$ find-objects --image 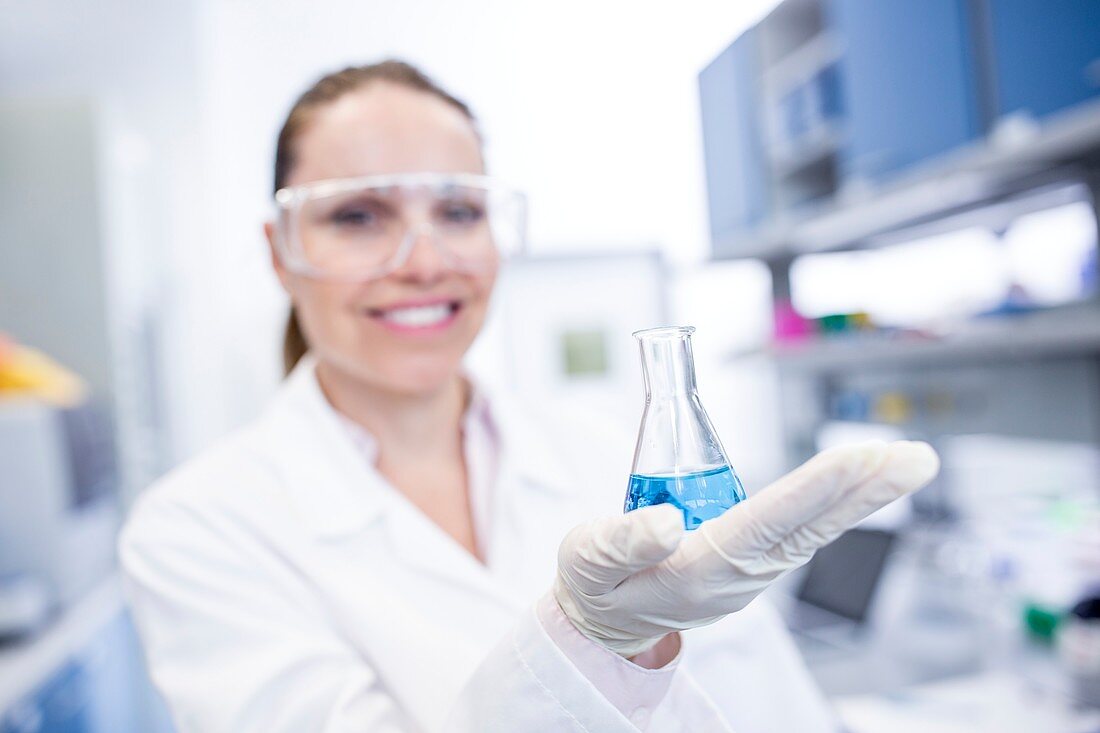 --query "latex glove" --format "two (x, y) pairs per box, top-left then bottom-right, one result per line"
(554, 440), (939, 657)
